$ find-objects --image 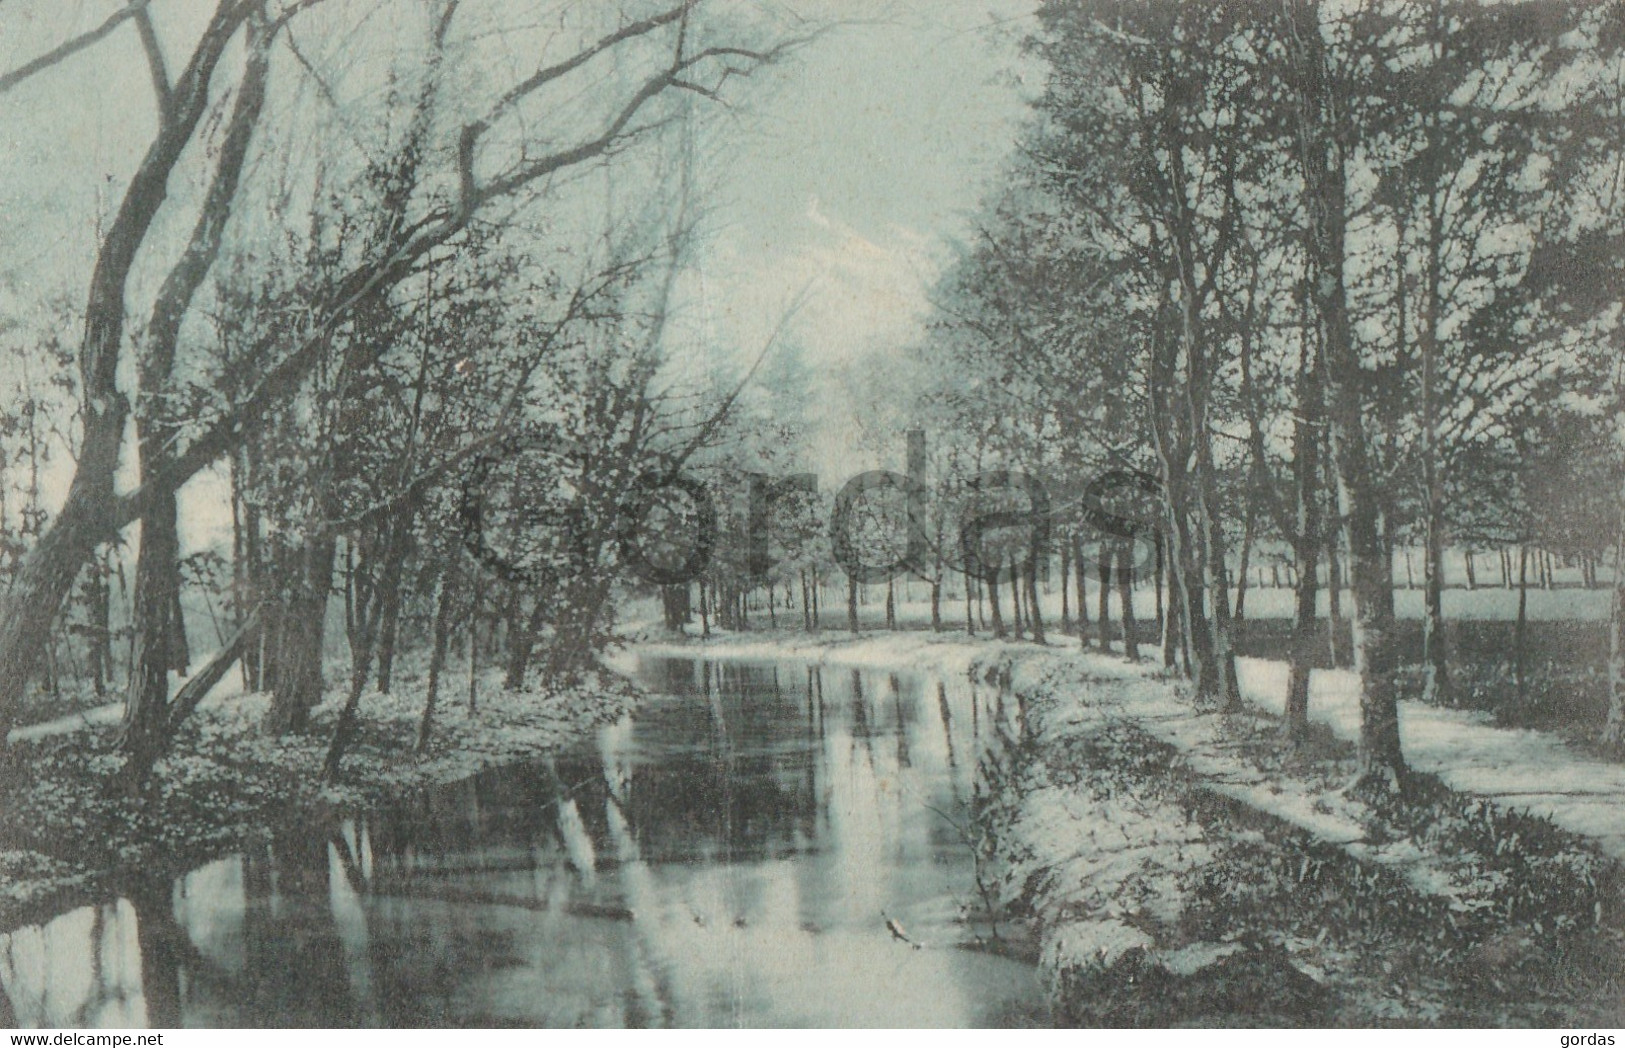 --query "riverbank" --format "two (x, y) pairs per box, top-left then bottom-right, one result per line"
(631, 625), (1625, 1025)
(0, 664), (638, 933)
